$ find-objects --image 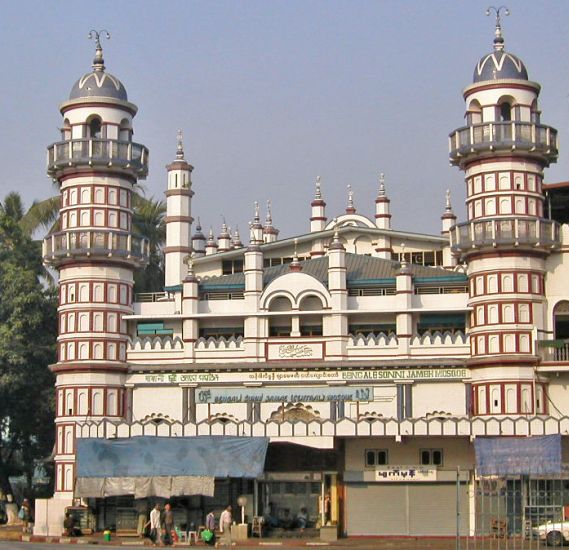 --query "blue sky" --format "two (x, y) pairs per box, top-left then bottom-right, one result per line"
(1, 0), (568, 238)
